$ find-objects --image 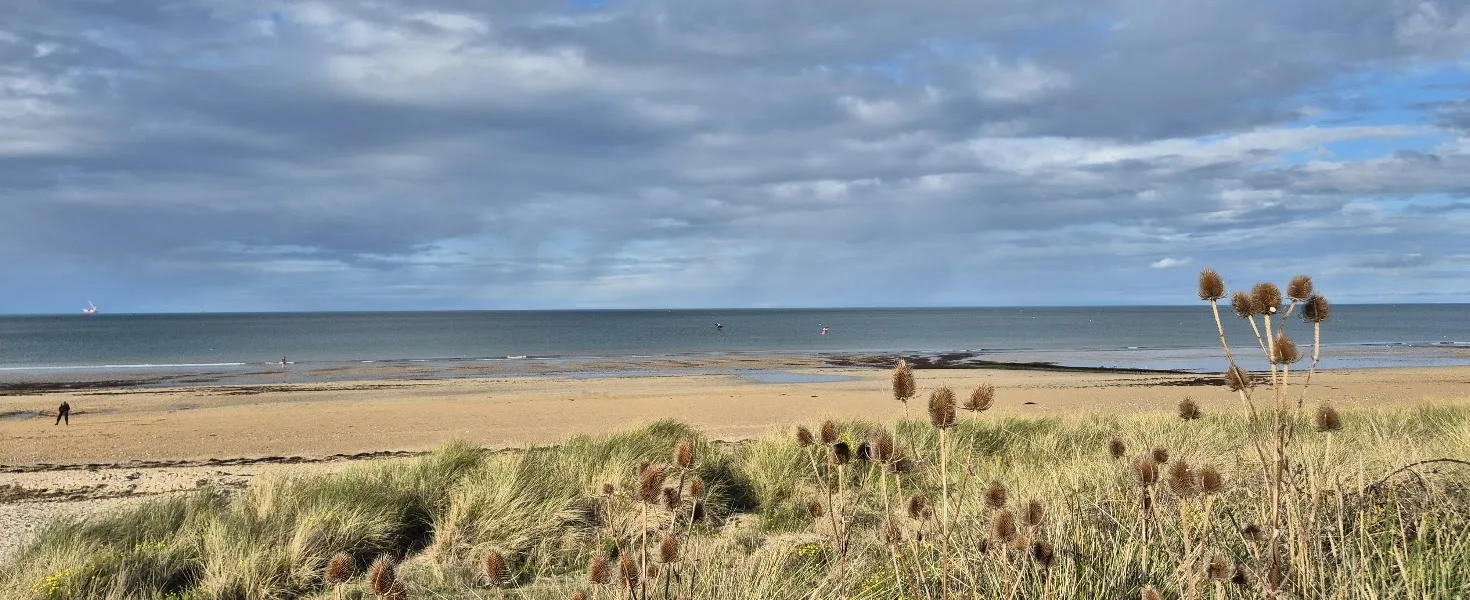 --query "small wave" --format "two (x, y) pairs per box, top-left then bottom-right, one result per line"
(0, 362), (249, 371)
(506, 355), (528, 360)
